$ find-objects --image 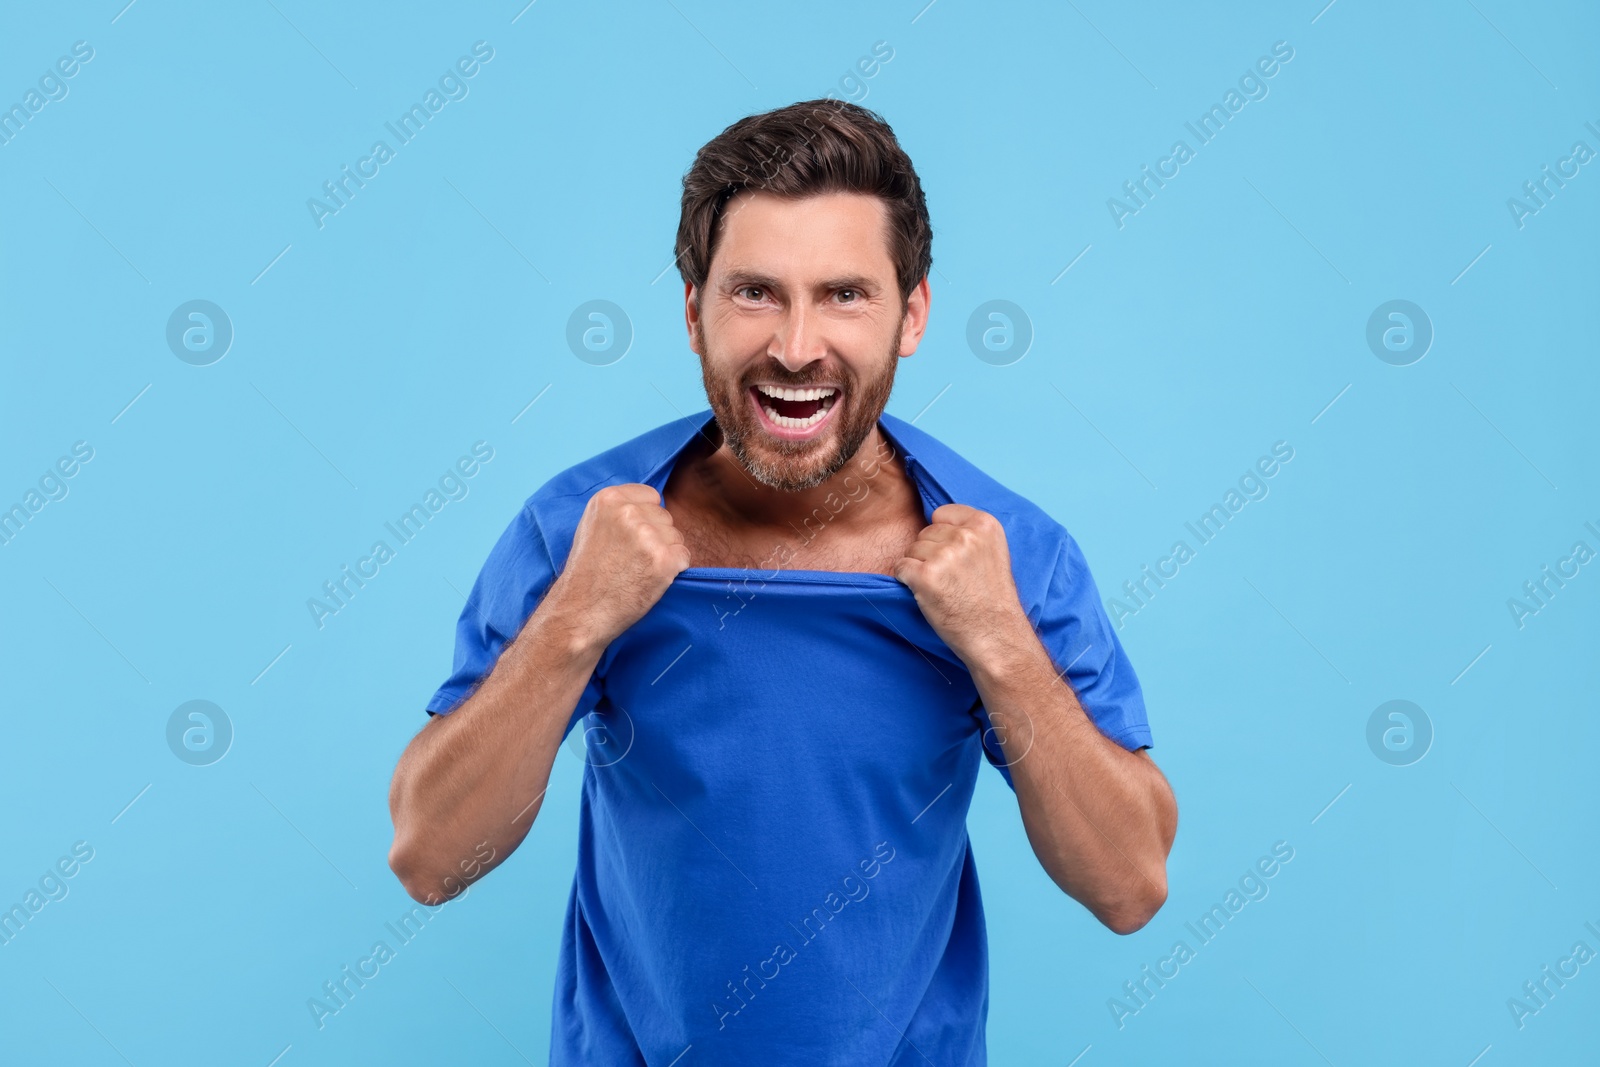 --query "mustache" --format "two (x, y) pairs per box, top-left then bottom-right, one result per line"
(740, 369), (849, 390)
